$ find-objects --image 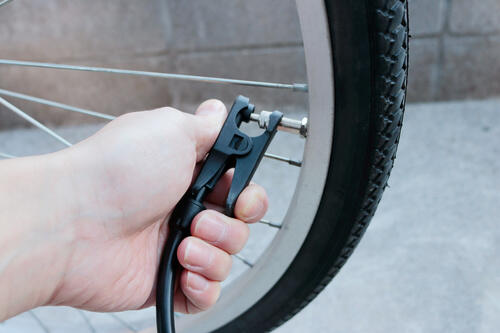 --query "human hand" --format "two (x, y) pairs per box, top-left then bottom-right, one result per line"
(0, 100), (268, 319)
